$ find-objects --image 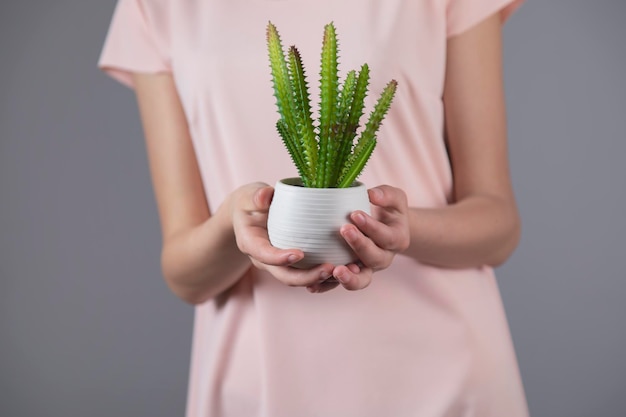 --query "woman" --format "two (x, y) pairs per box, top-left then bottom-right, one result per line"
(99, 0), (529, 415)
